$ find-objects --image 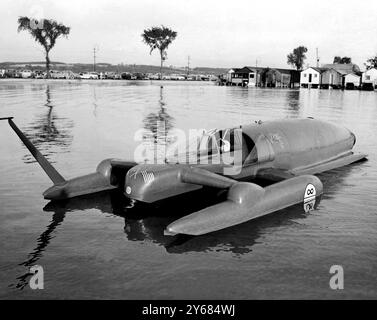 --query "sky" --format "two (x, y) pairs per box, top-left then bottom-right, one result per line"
(0, 0), (377, 70)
